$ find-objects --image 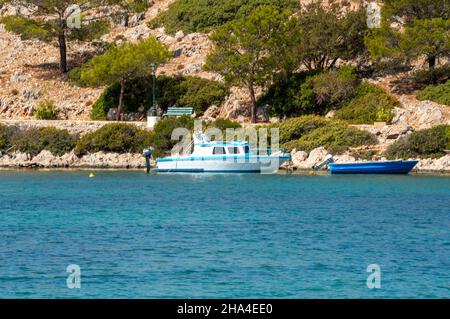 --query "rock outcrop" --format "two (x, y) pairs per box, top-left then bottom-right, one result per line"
(285, 147), (450, 172)
(0, 150), (145, 168)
